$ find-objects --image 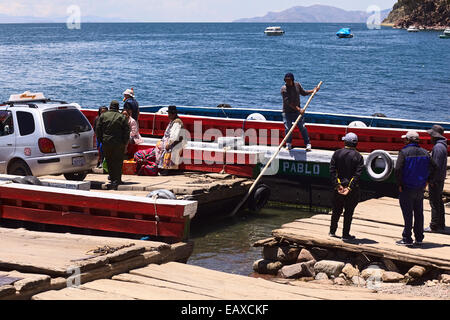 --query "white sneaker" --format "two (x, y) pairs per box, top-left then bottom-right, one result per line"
(306, 144), (312, 151)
